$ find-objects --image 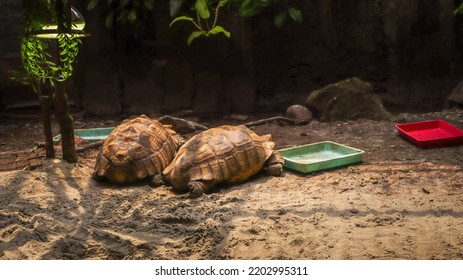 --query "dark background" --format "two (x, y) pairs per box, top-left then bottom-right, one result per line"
(1, 0), (463, 116)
